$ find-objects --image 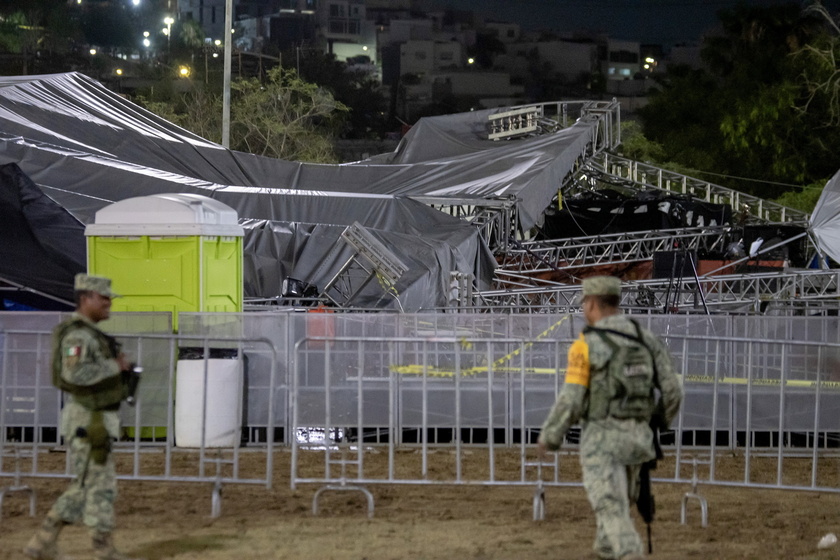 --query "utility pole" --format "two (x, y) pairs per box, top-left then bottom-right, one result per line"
(222, 0), (232, 148)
